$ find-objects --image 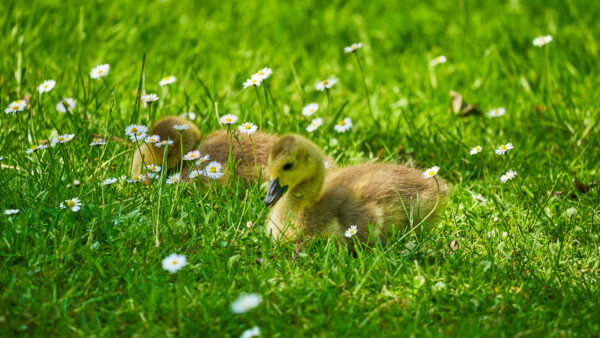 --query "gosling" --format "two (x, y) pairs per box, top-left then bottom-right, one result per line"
(264, 134), (447, 245)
